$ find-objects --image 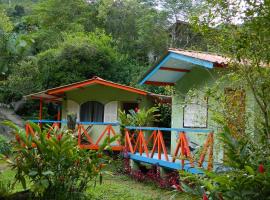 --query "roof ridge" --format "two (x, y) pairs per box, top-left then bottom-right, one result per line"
(168, 48), (226, 57)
